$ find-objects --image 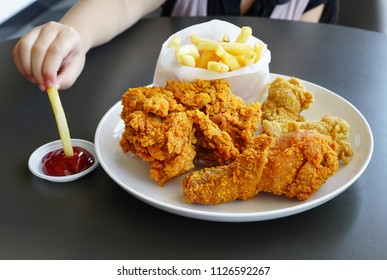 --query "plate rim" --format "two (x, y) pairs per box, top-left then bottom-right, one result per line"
(94, 73), (374, 222)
